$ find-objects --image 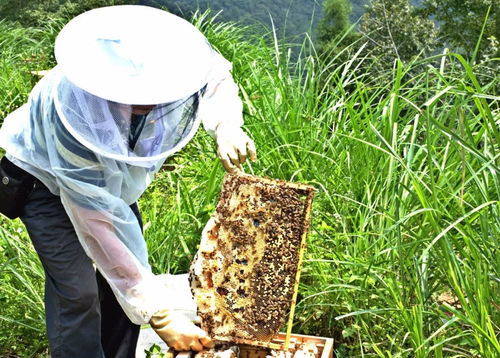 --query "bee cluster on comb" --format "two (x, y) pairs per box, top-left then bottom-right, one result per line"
(189, 174), (315, 343)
